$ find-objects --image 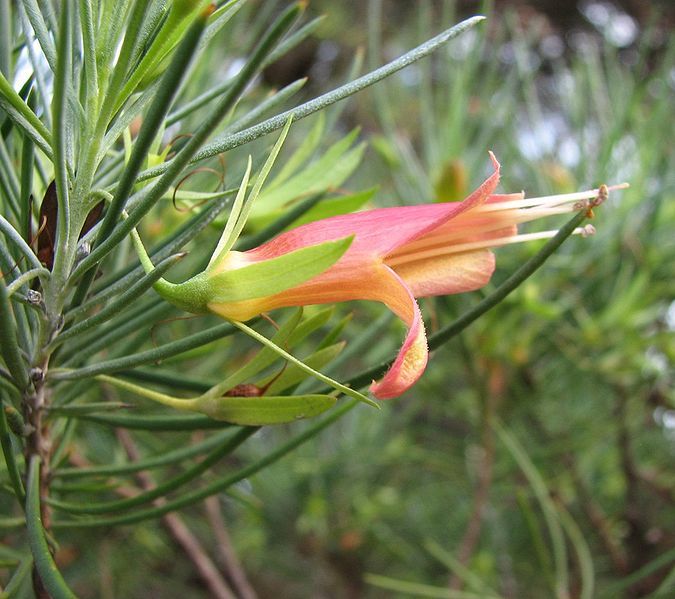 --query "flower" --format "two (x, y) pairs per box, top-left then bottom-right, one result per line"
(195, 152), (606, 399)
